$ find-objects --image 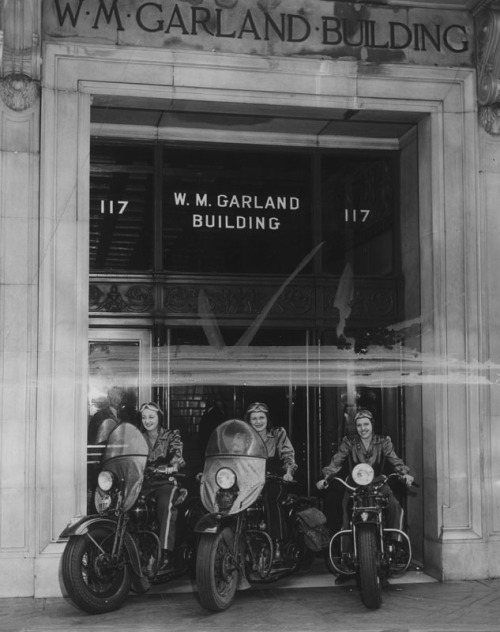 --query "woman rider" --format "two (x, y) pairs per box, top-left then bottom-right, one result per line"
(244, 402), (297, 552)
(140, 401), (185, 572)
(316, 409), (414, 533)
